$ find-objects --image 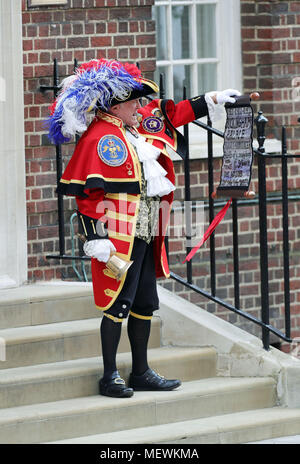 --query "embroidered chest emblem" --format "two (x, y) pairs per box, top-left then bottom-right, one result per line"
(97, 135), (128, 166)
(142, 116), (164, 133)
(152, 109), (162, 118)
